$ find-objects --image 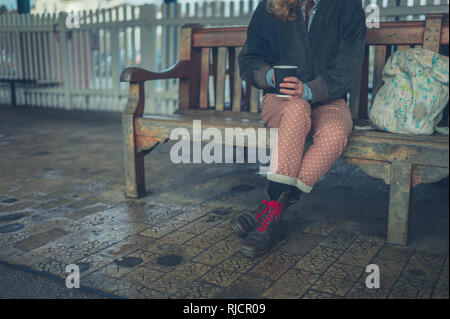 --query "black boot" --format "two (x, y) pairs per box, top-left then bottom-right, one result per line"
(239, 188), (295, 258)
(230, 181), (301, 238)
